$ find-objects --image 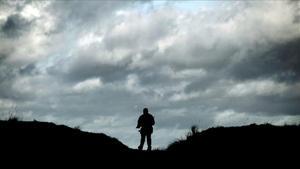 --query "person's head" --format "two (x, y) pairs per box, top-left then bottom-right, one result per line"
(143, 108), (148, 115)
